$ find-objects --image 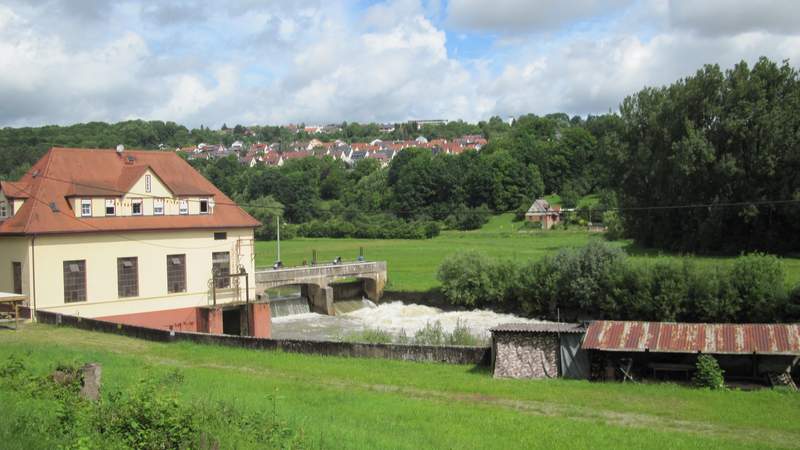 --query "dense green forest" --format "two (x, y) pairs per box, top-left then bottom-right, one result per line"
(1, 57), (798, 253)
(613, 57), (800, 253)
